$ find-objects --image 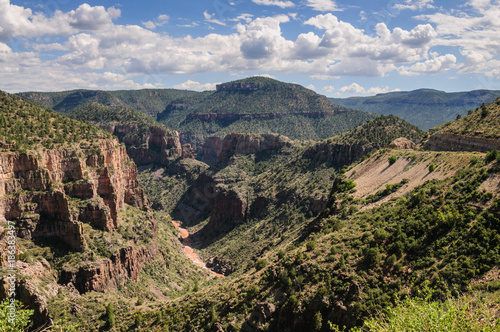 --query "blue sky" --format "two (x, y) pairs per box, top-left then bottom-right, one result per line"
(1, 0), (500, 97)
